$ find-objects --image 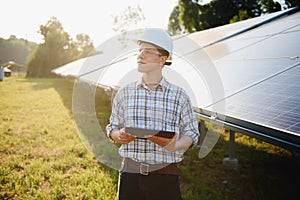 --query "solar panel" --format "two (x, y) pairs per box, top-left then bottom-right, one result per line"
(191, 9), (300, 151)
(199, 10), (300, 138)
(52, 8), (300, 153)
(212, 63), (300, 135)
